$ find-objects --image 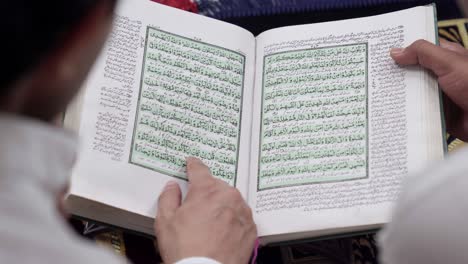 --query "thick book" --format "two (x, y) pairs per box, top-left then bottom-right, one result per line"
(65, 1), (444, 244)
